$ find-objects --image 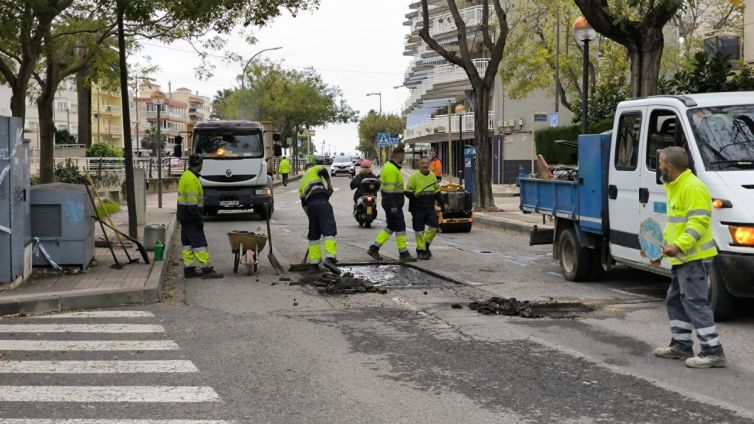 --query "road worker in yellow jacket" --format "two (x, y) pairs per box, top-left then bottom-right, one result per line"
(652, 146), (724, 368)
(299, 156), (337, 273)
(177, 154), (223, 279)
